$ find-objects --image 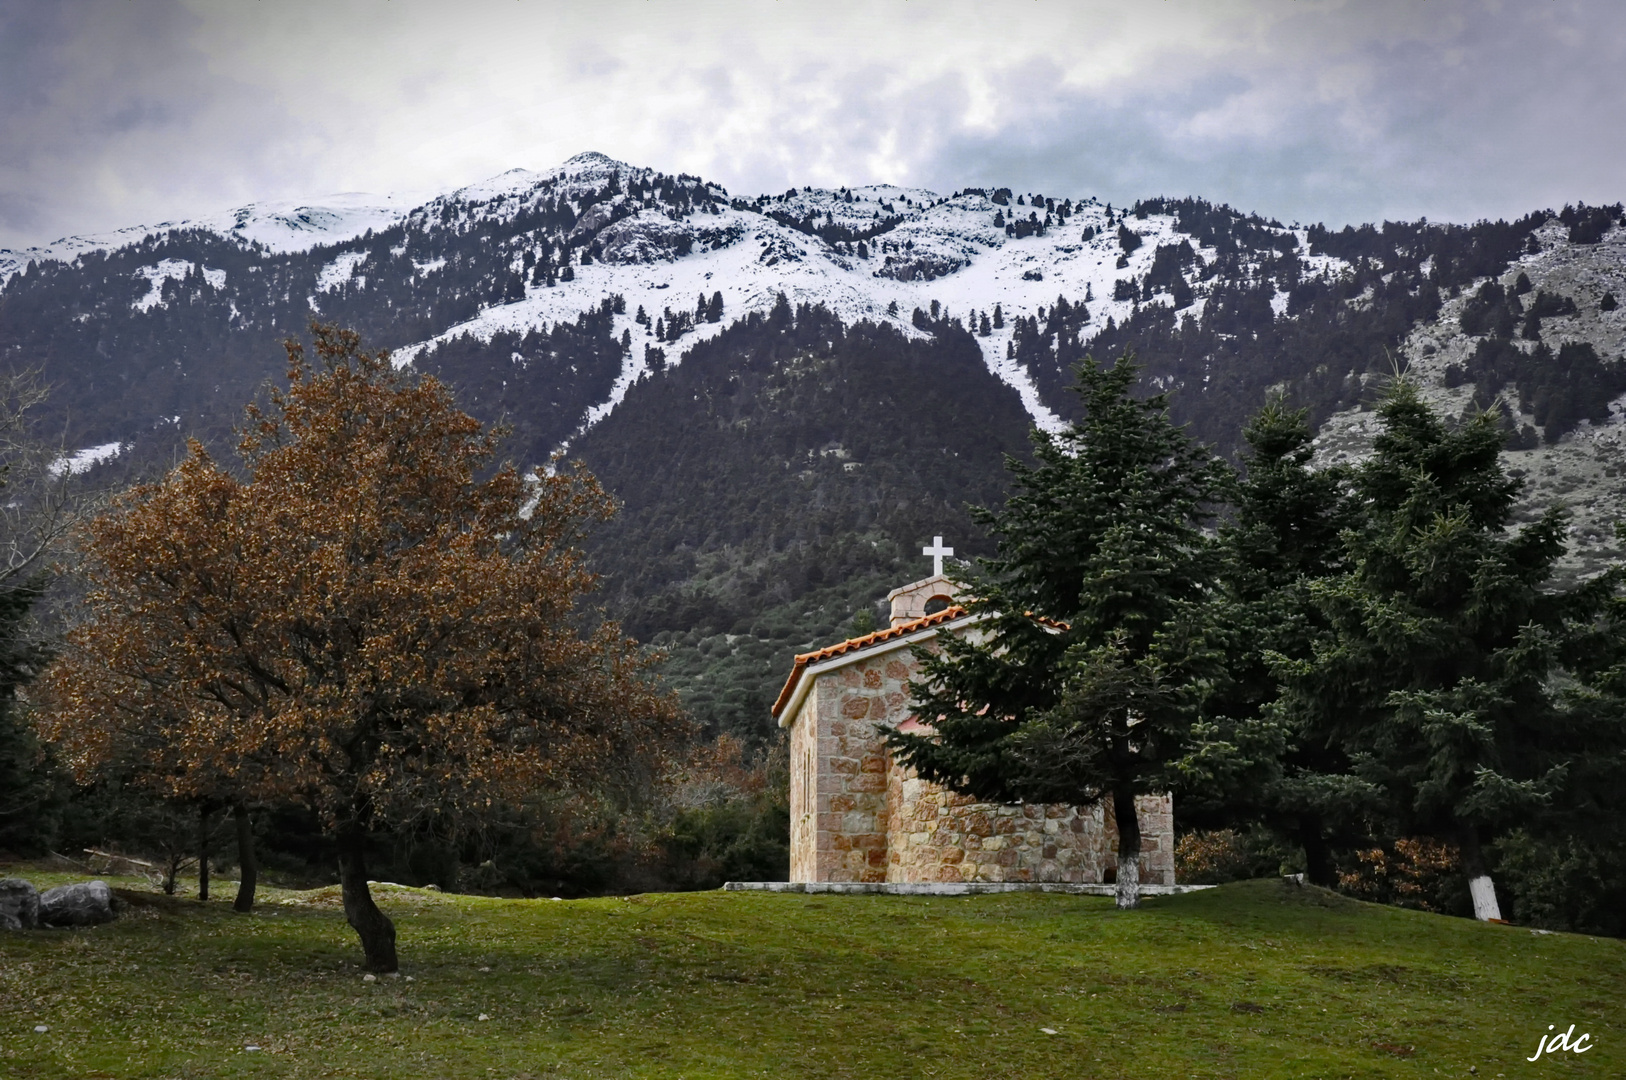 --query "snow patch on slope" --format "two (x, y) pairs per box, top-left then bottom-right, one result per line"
(50, 441), (123, 476)
(315, 251), (369, 293)
(132, 260), (225, 312)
